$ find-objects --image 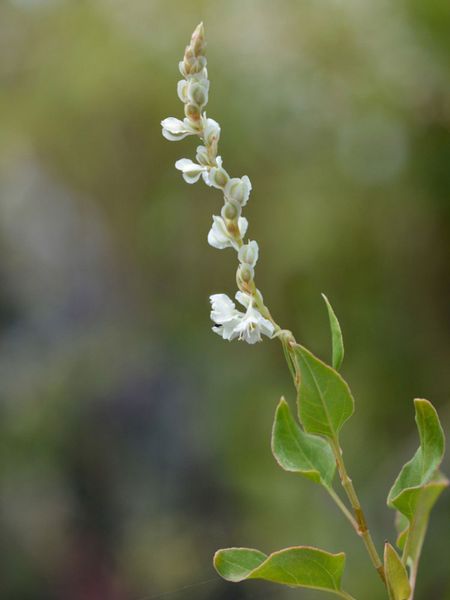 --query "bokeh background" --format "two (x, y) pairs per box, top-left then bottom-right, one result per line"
(0, 0), (449, 599)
